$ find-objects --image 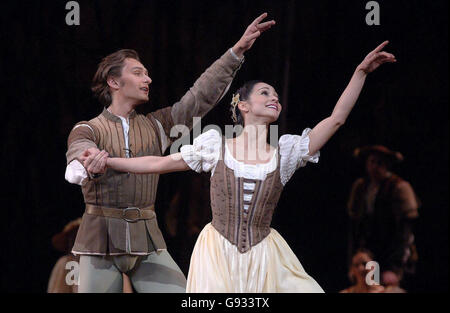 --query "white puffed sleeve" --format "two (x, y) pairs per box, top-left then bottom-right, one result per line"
(180, 129), (222, 173)
(65, 160), (88, 185)
(279, 128), (320, 185)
